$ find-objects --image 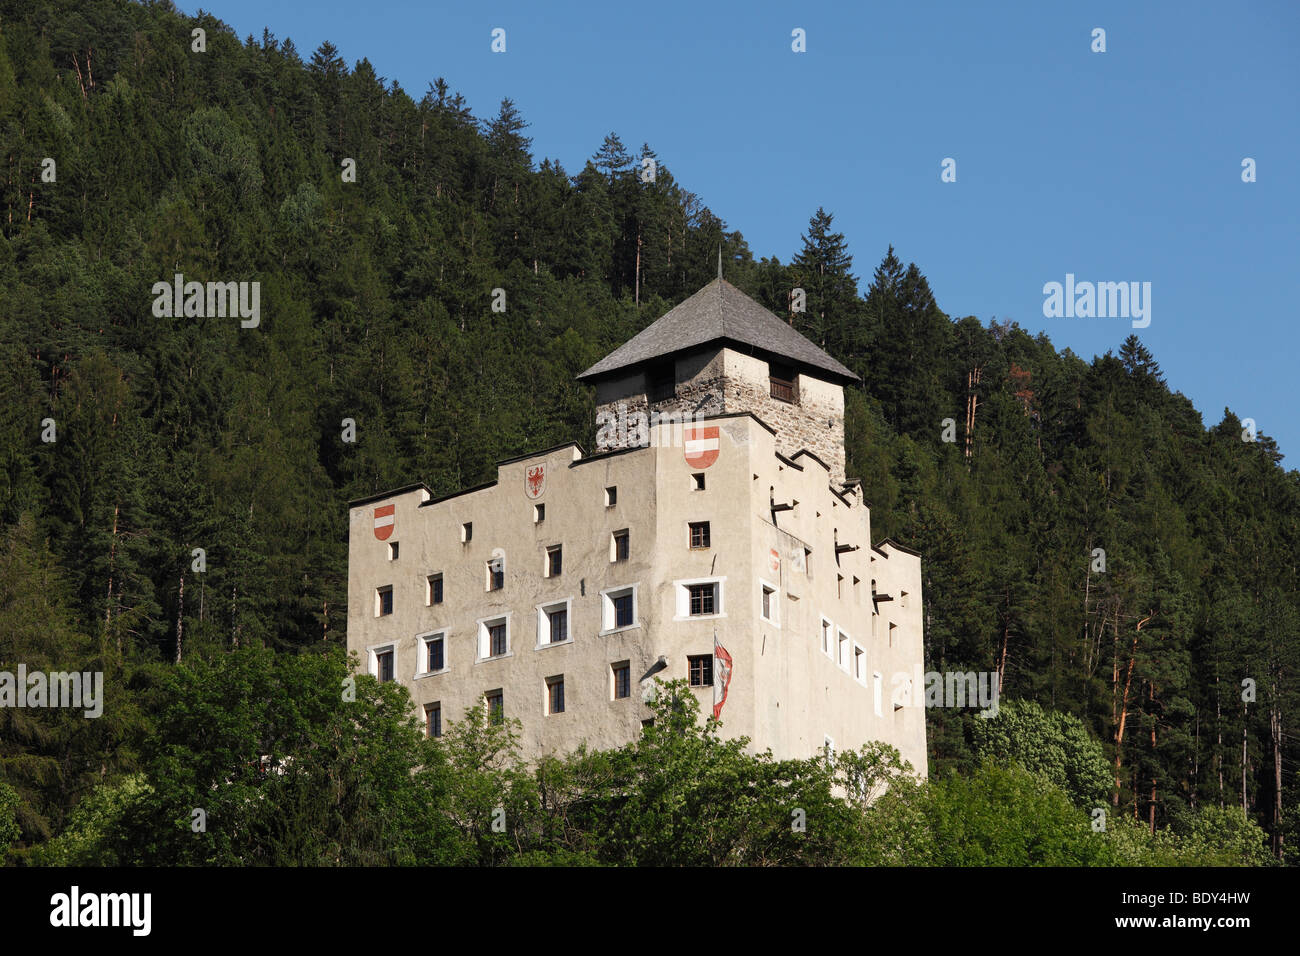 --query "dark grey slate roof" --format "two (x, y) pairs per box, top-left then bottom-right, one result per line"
(577, 278), (859, 383)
